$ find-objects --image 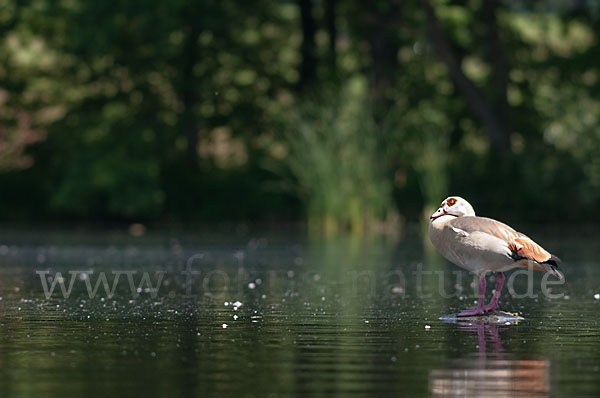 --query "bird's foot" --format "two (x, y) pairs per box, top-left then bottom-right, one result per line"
(483, 302), (499, 312)
(457, 306), (486, 317)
